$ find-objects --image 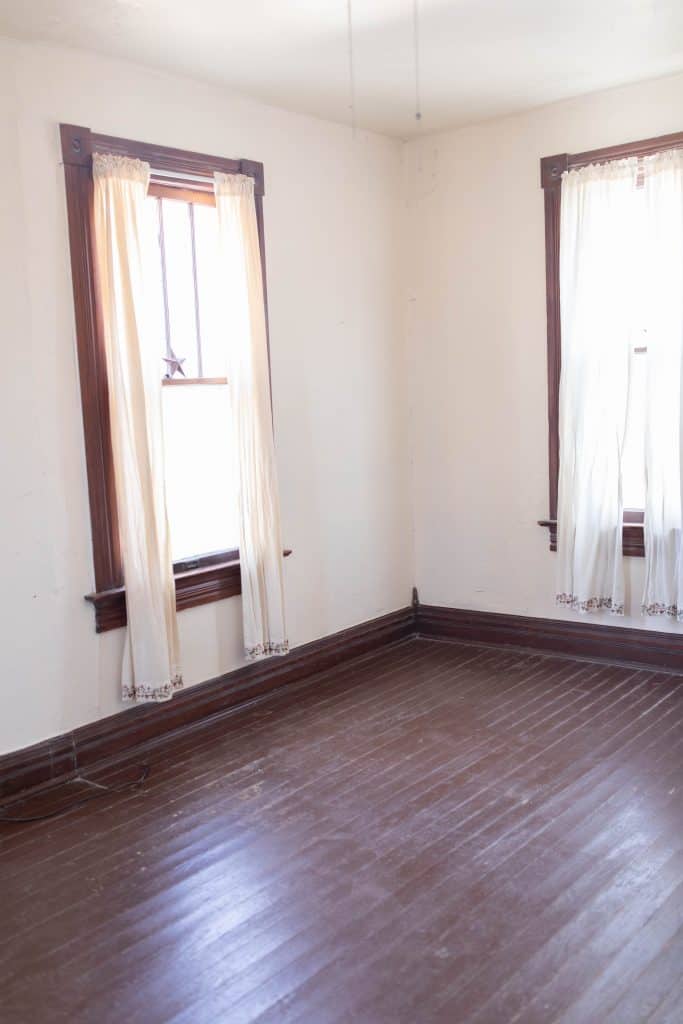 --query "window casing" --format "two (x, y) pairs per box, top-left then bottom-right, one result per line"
(538, 128), (683, 559)
(61, 124), (282, 631)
